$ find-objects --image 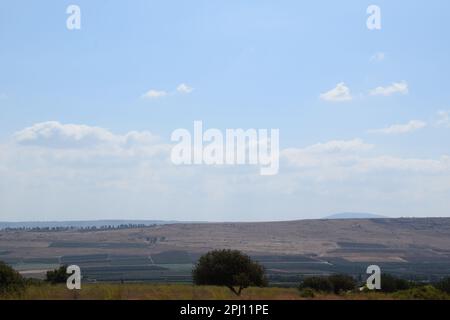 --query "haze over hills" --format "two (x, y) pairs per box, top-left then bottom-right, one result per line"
(0, 212), (388, 230)
(324, 212), (387, 219)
